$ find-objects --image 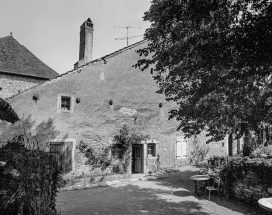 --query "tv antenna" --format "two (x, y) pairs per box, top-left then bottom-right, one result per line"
(114, 26), (142, 47)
